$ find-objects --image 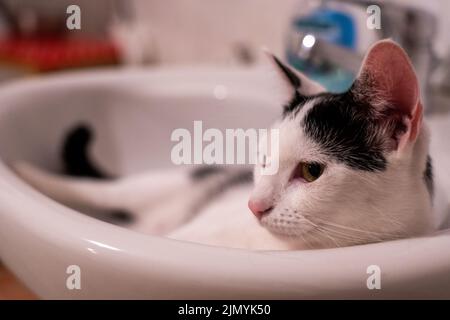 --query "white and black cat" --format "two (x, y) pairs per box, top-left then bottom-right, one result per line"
(13, 40), (435, 250)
